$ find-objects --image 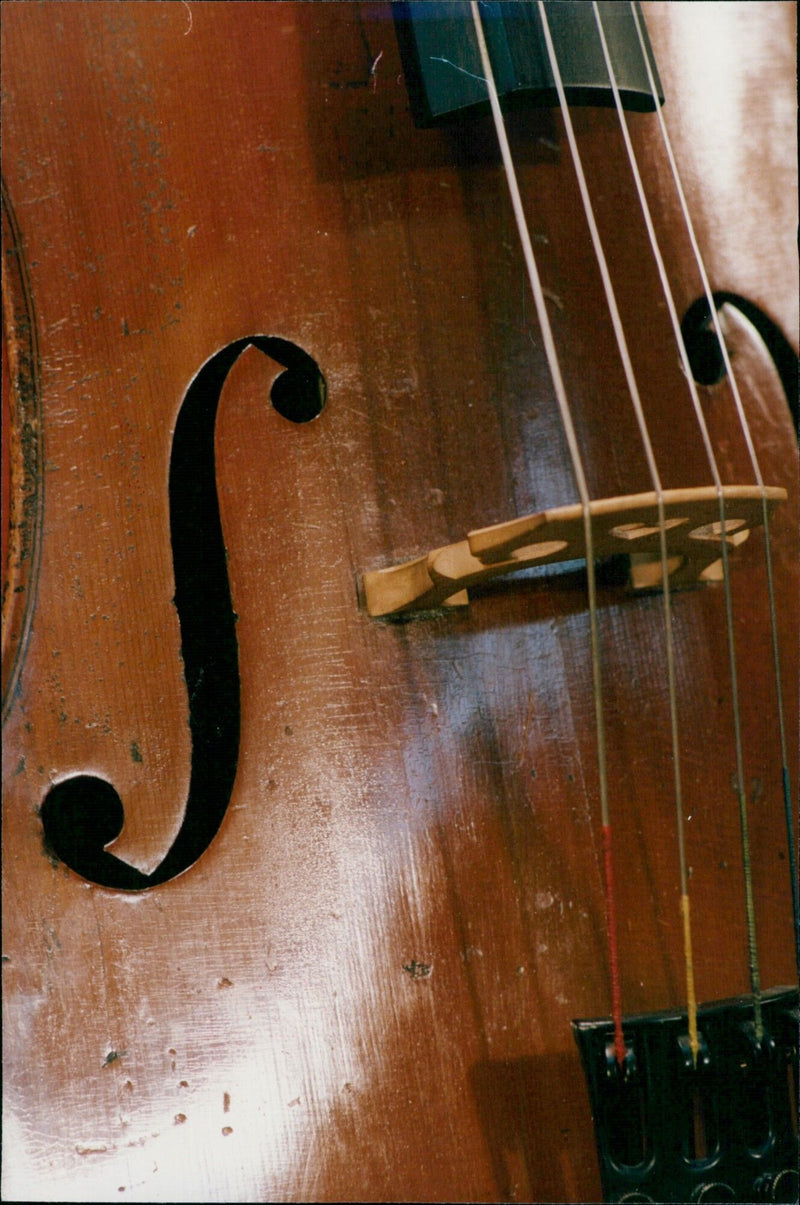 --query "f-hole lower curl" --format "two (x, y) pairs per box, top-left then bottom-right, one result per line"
(40, 337), (326, 890)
